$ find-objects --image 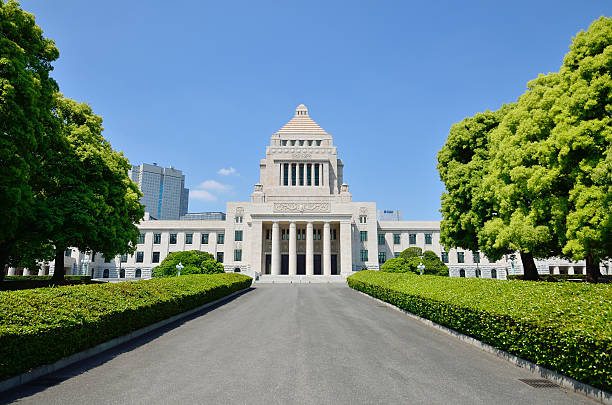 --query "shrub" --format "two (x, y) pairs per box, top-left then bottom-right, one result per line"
(347, 271), (612, 391)
(380, 257), (412, 273)
(152, 250), (224, 277)
(399, 247), (422, 260)
(4, 275), (92, 282)
(390, 249), (449, 276)
(0, 273), (251, 380)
